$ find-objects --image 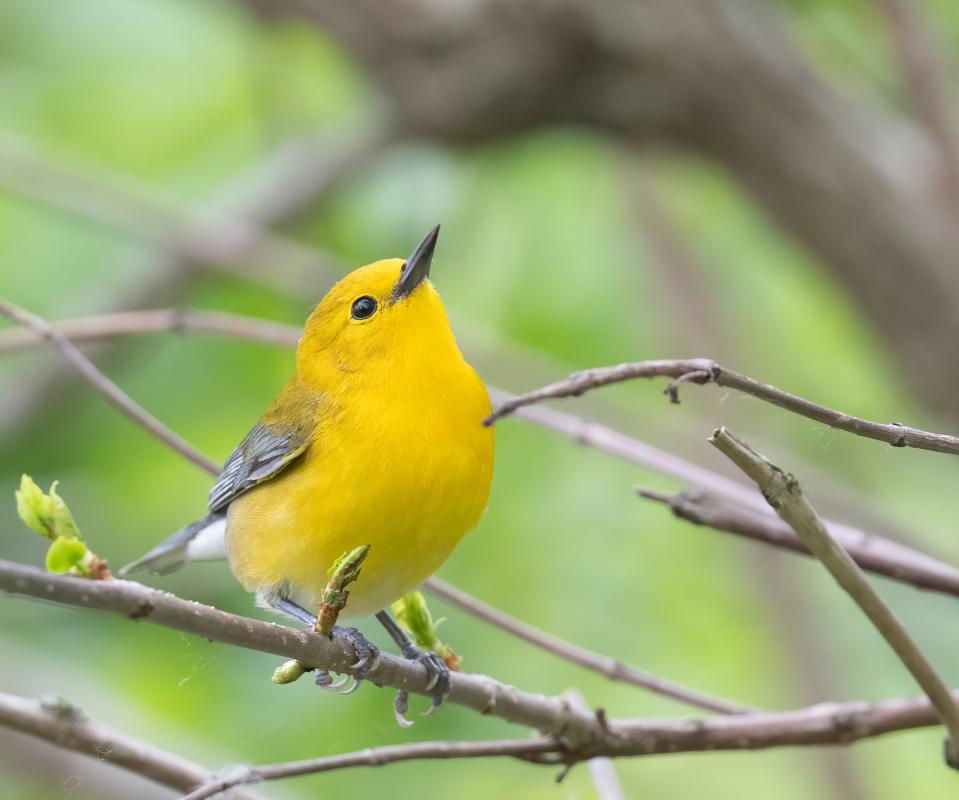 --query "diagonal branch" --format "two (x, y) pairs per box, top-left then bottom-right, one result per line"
(708, 426), (959, 767)
(424, 577), (754, 715)
(0, 691), (265, 799)
(485, 358), (959, 456)
(638, 487), (959, 599)
(0, 300), (219, 475)
(3, 559), (959, 761)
